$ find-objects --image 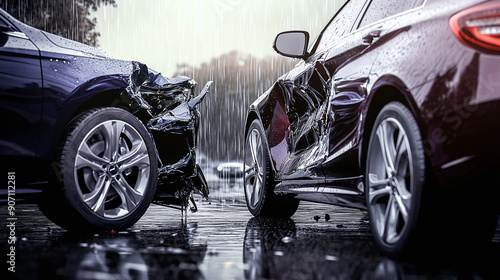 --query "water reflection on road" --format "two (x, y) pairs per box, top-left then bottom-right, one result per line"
(1, 179), (500, 279)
